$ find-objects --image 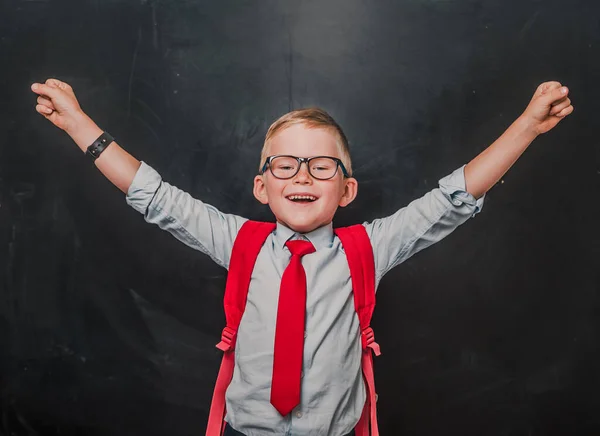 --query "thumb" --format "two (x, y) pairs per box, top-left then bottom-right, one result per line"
(31, 82), (62, 100)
